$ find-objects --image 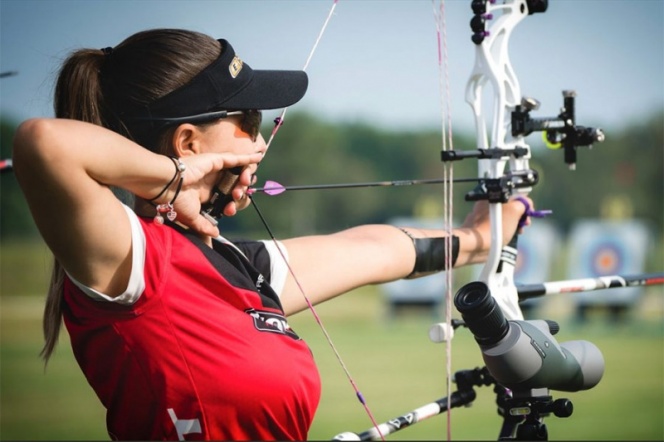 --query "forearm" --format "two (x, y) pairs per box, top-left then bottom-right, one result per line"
(280, 225), (414, 315)
(279, 197), (530, 316)
(12, 118), (177, 294)
(396, 225), (489, 268)
(280, 224), (480, 315)
(13, 118), (175, 200)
